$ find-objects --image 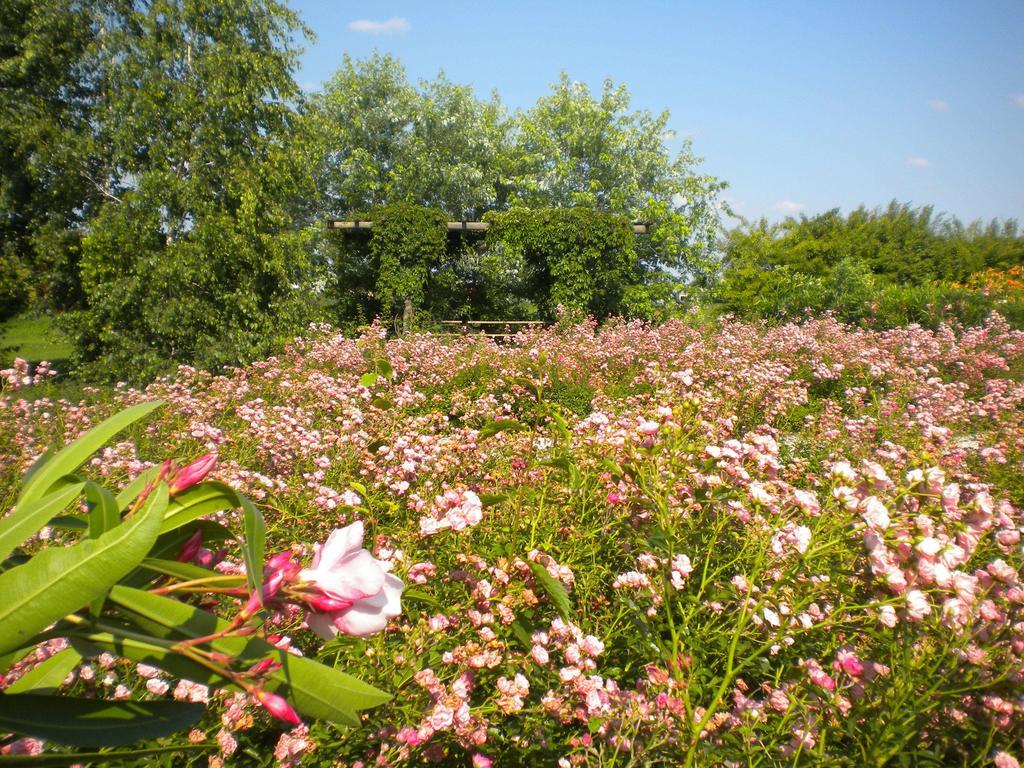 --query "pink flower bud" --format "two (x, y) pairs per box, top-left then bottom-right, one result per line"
(263, 570), (286, 600)
(255, 689), (302, 726)
(265, 551), (296, 571)
(248, 657), (281, 676)
(168, 453), (217, 495)
(177, 529), (204, 563)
